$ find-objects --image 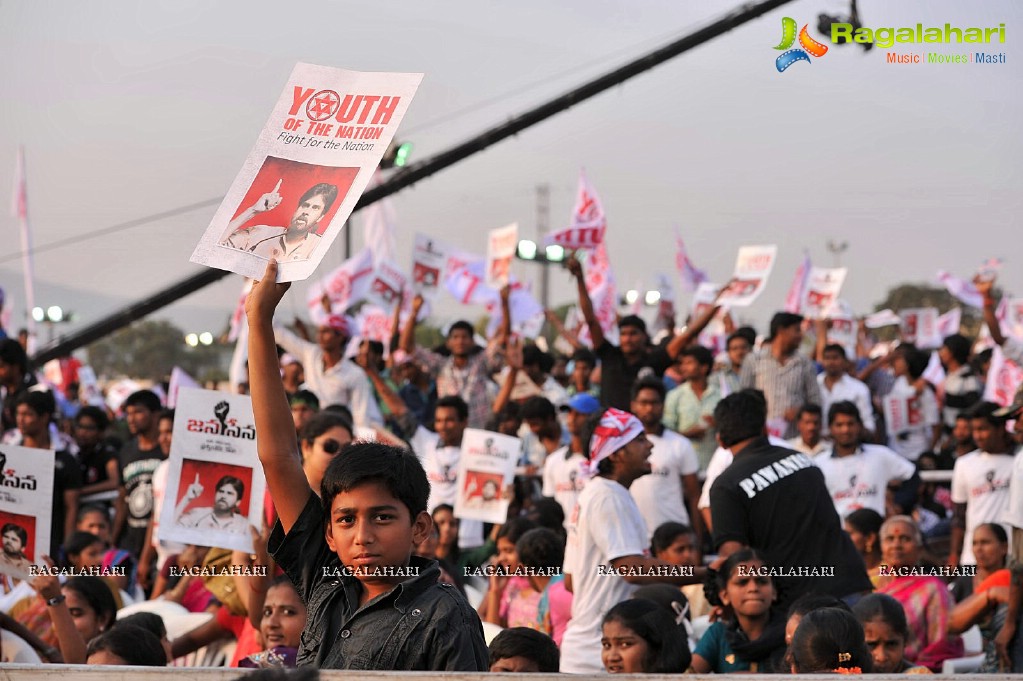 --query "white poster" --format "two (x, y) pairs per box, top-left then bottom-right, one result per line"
(883, 394), (924, 435)
(1004, 298), (1023, 342)
(158, 388), (265, 553)
(412, 233), (447, 300)
(191, 64), (423, 282)
(691, 282), (727, 354)
(0, 444), (55, 580)
(486, 223), (518, 288)
(365, 259), (407, 310)
(716, 245), (777, 307)
(900, 308), (941, 348)
(800, 267), (847, 320)
(454, 429), (520, 524)
(864, 309), (902, 329)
